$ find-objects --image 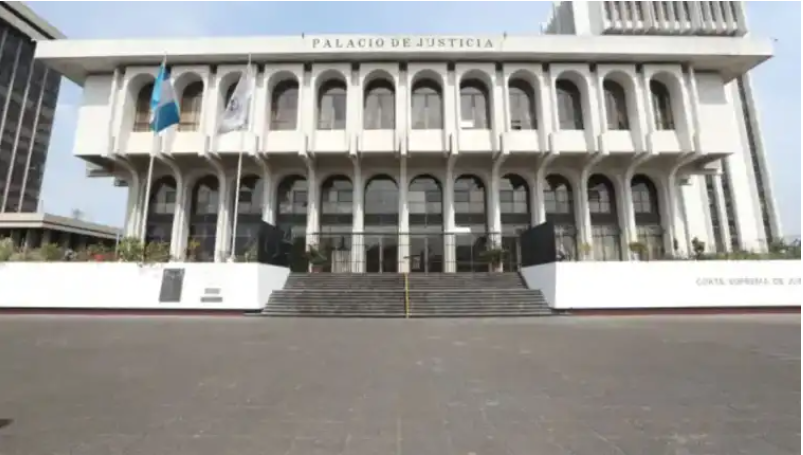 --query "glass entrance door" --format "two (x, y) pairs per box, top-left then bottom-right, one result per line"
(409, 235), (444, 273)
(365, 234), (398, 273)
